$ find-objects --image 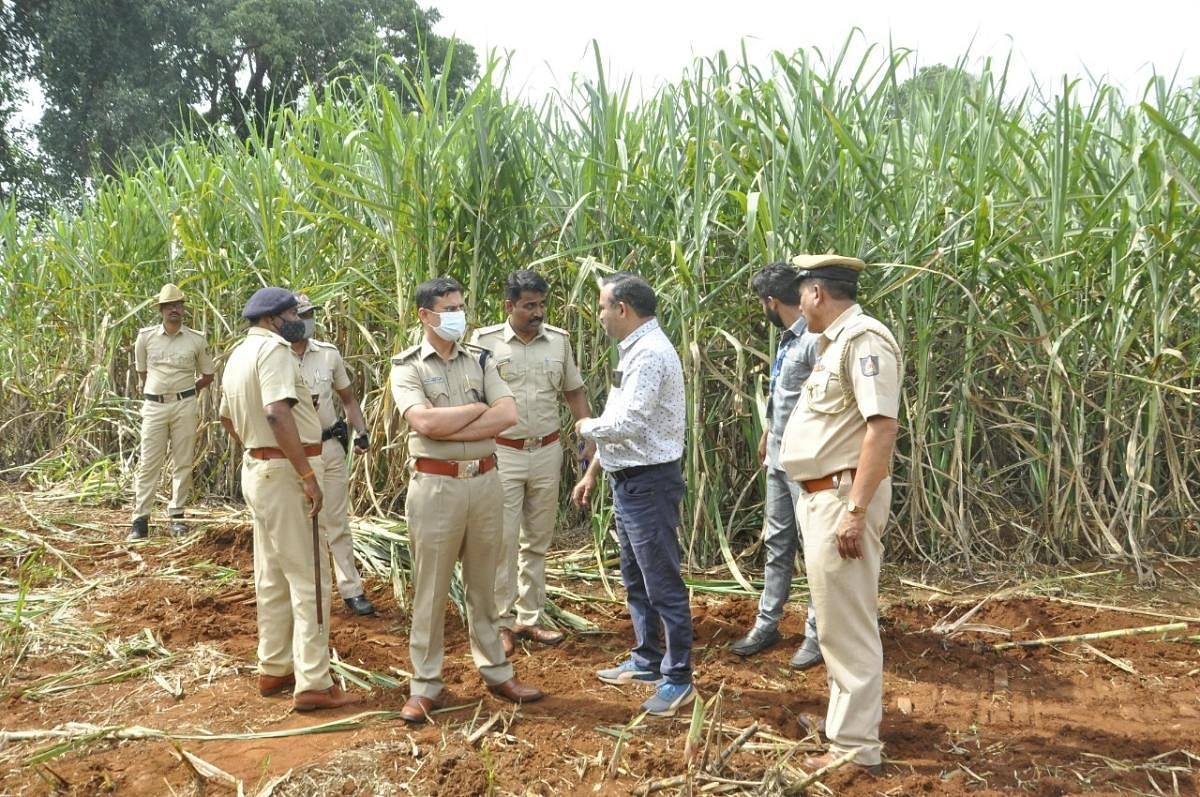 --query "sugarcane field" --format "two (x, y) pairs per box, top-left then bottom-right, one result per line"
(1, 13), (1199, 797)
